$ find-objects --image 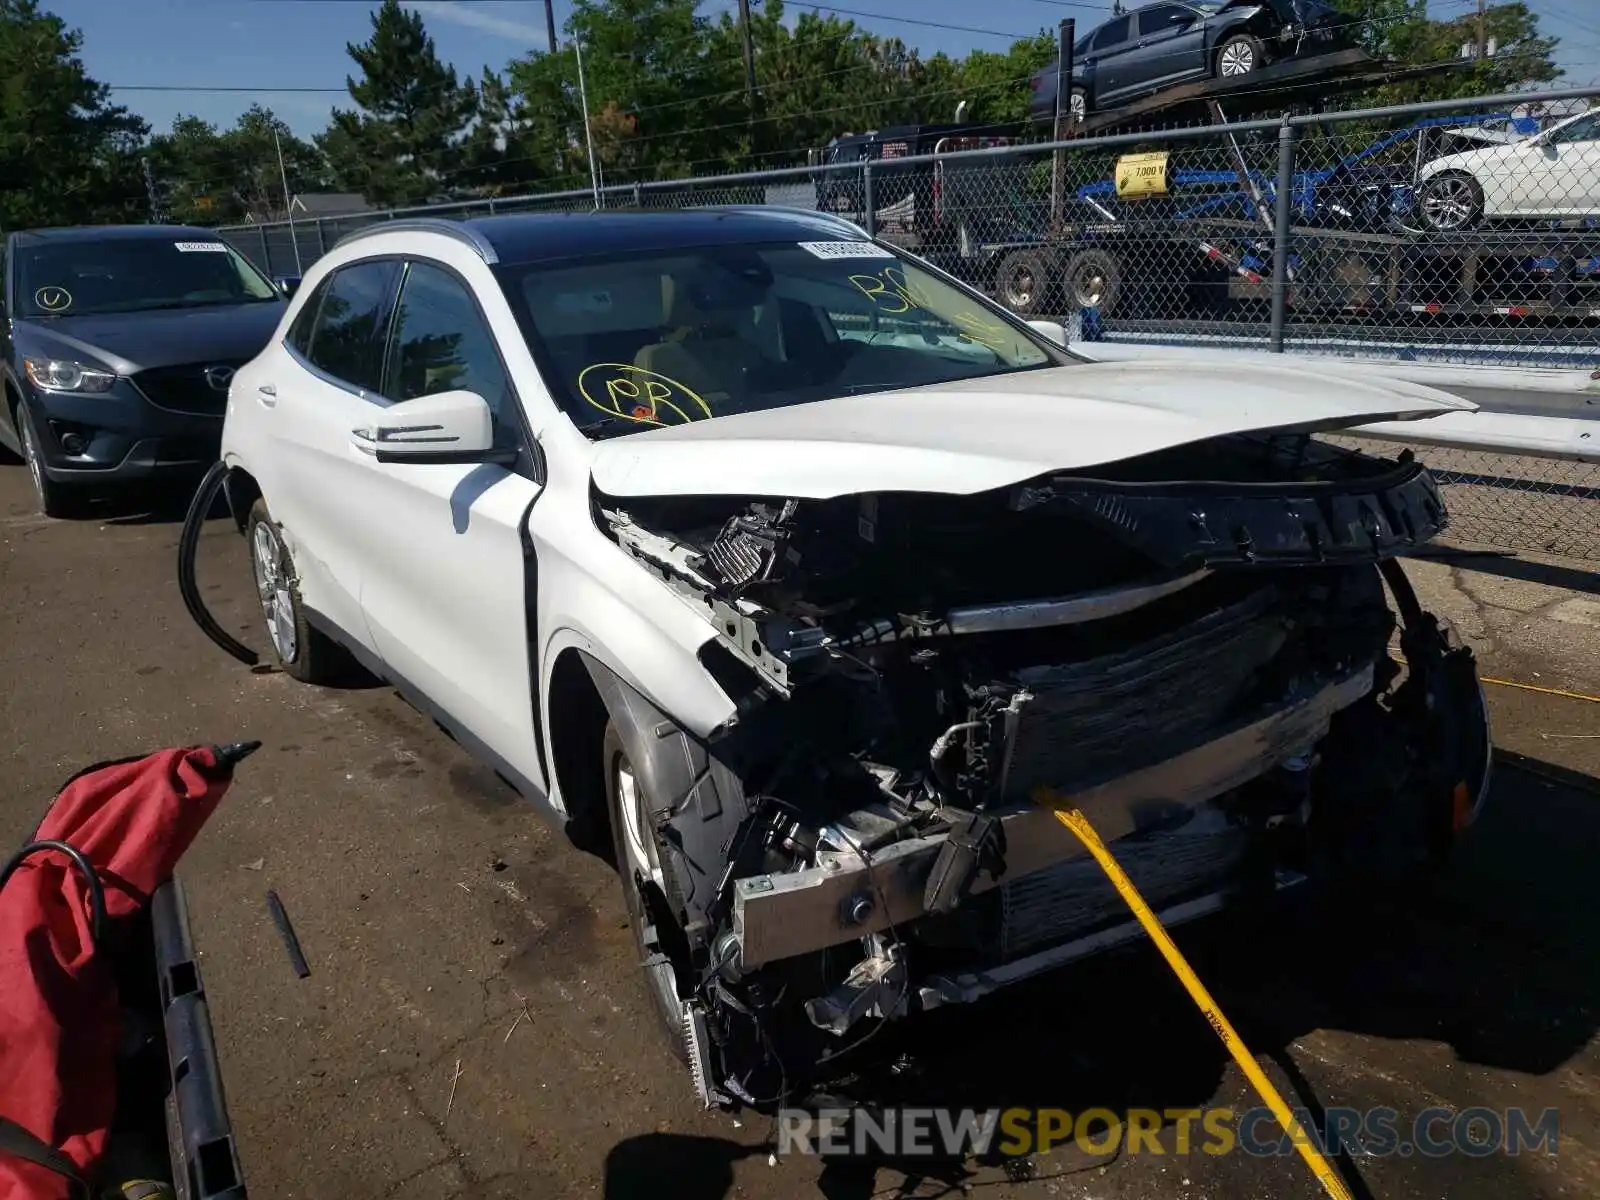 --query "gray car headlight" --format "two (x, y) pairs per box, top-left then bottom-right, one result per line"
(23, 357), (118, 394)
